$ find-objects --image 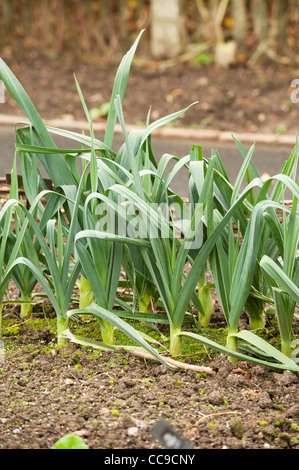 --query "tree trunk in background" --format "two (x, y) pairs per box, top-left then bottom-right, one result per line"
(289, 0), (299, 50)
(209, 0), (218, 19)
(0, 0), (297, 62)
(272, 0), (289, 50)
(232, 0), (246, 45)
(1, 0), (12, 36)
(74, 0), (91, 55)
(213, 0), (236, 68)
(150, 0), (182, 58)
(252, 0), (268, 42)
(55, 0), (65, 54)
